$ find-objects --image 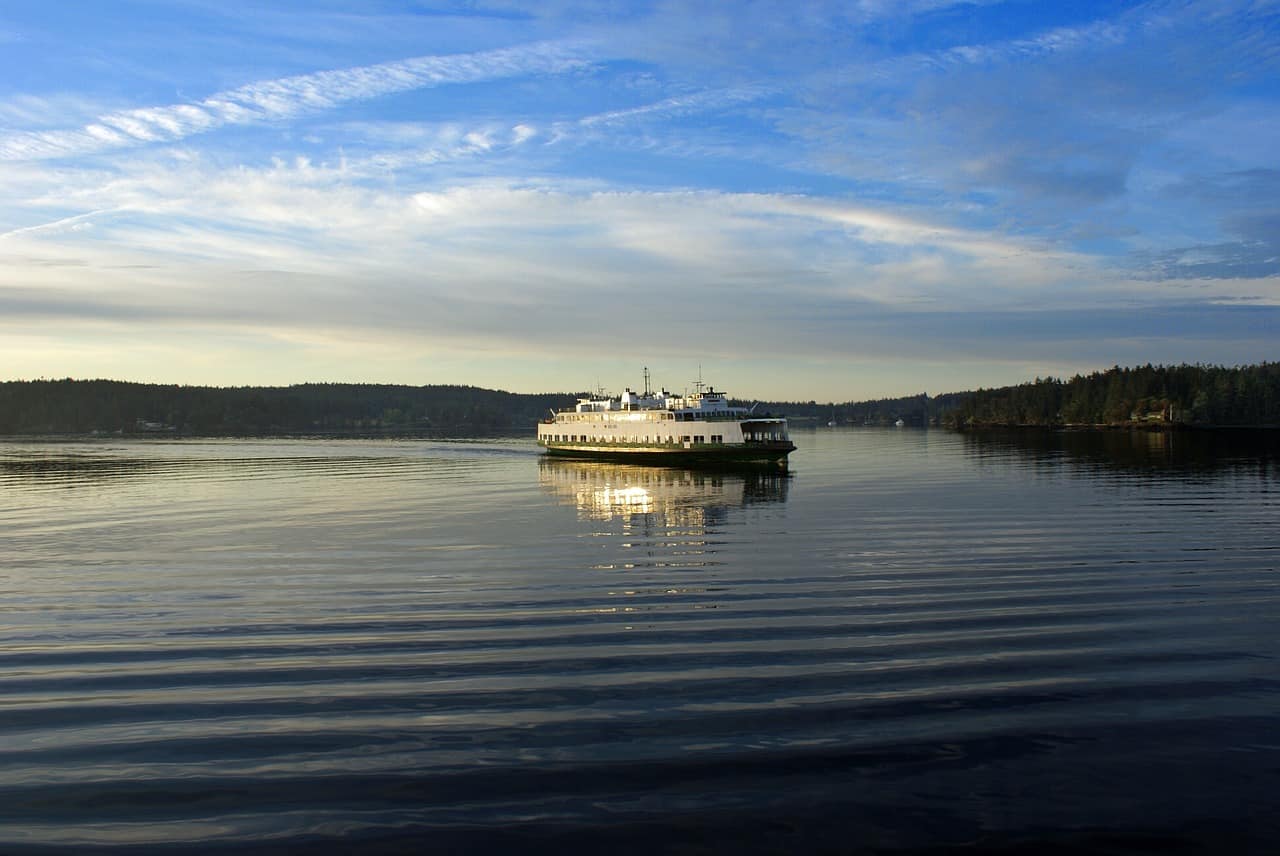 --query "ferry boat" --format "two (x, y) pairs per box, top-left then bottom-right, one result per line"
(537, 370), (795, 466)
